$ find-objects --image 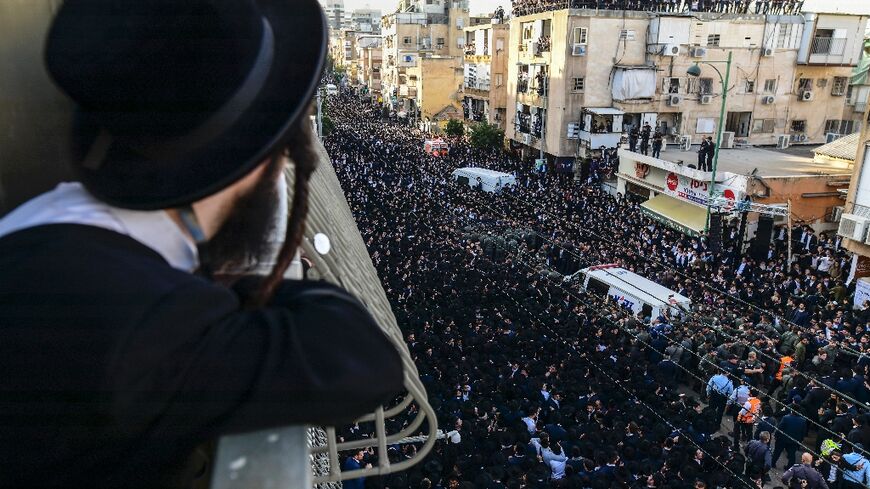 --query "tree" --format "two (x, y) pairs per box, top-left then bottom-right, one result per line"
(445, 119), (464, 137)
(469, 122), (505, 150)
(321, 114), (335, 136)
